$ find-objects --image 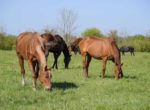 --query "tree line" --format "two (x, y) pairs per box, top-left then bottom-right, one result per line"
(0, 28), (150, 52)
